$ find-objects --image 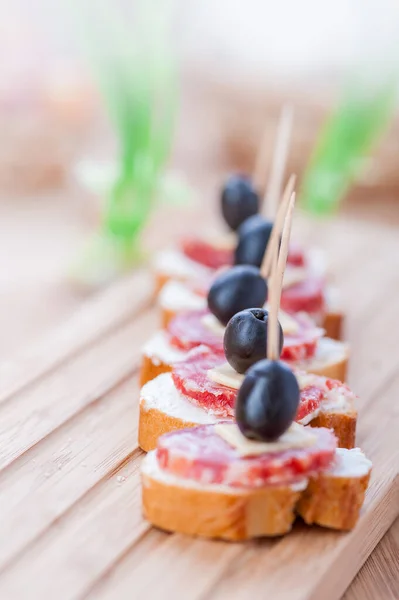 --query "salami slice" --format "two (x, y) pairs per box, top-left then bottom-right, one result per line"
(168, 309), (225, 354)
(172, 347), (235, 417)
(281, 313), (324, 362)
(172, 347), (326, 421)
(281, 277), (326, 315)
(181, 238), (233, 270)
(156, 424), (337, 488)
(169, 308), (322, 363)
(287, 242), (306, 267)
